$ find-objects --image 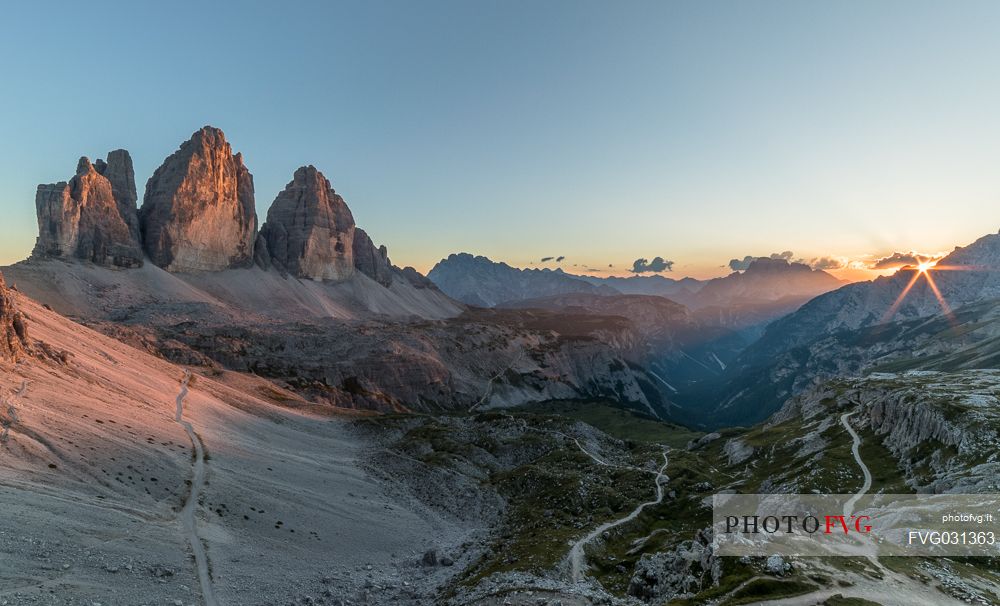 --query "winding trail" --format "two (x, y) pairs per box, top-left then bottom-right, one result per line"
(468, 352), (524, 413)
(573, 438), (609, 466)
(840, 411), (871, 518)
(738, 409), (971, 606)
(173, 370), (219, 606)
(568, 449), (669, 583)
